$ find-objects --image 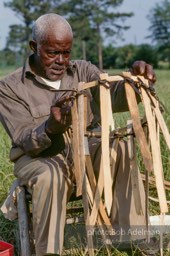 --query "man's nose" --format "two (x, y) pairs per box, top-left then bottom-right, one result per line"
(56, 53), (65, 63)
